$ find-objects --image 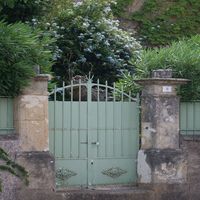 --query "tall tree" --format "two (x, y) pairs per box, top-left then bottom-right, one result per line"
(43, 0), (141, 85)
